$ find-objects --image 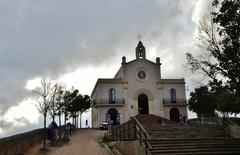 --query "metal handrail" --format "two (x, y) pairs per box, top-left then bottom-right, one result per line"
(214, 112), (231, 137)
(133, 117), (152, 155)
(110, 117), (152, 155)
(133, 117), (151, 140)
